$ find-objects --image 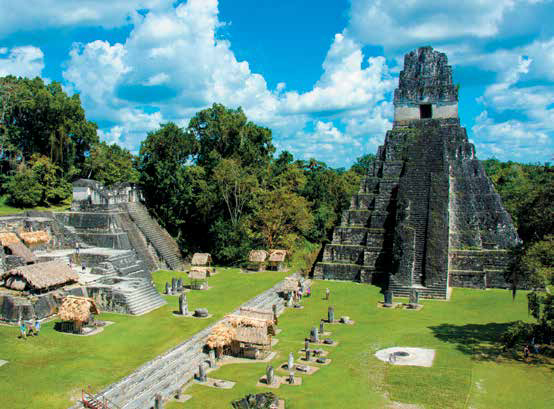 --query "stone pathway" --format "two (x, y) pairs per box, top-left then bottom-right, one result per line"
(69, 278), (288, 409)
